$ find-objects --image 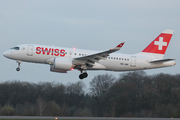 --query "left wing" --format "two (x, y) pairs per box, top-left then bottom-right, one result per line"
(73, 42), (125, 67)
